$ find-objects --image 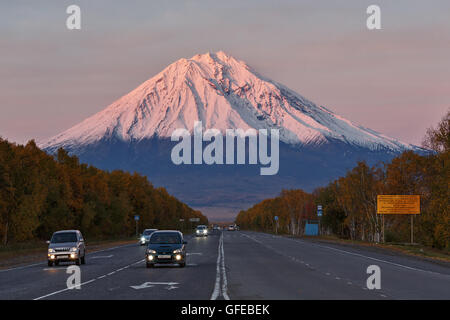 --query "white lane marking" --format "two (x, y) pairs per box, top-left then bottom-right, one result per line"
(210, 233), (222, 300)
(186, 253), (203, 256)
(0, 243), (134, 273)
(248, 232), (448, 277)
(91, 255), (113, 259)
(297, 240), (447, 276)
(33, 258), (143, 300)
(0, 262), (44, 273)
(34, 279), (96, 300)
(220, 233), (230, 300)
